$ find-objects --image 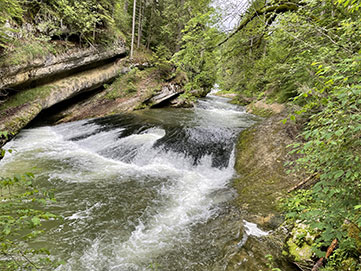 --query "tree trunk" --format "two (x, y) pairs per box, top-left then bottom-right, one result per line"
(311, 239), (338, 271)
(146, 0), (154, 49)
(130, 0), (137, 59)
(124, 0), (128, 12)
(137, 0), (143, 48)
(175, 0), (185, 52)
